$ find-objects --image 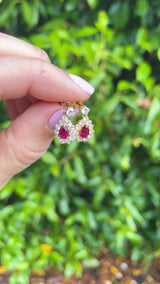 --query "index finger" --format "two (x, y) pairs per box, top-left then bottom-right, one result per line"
(0, 57), (94, 102)
(0, 32), (50, 62)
